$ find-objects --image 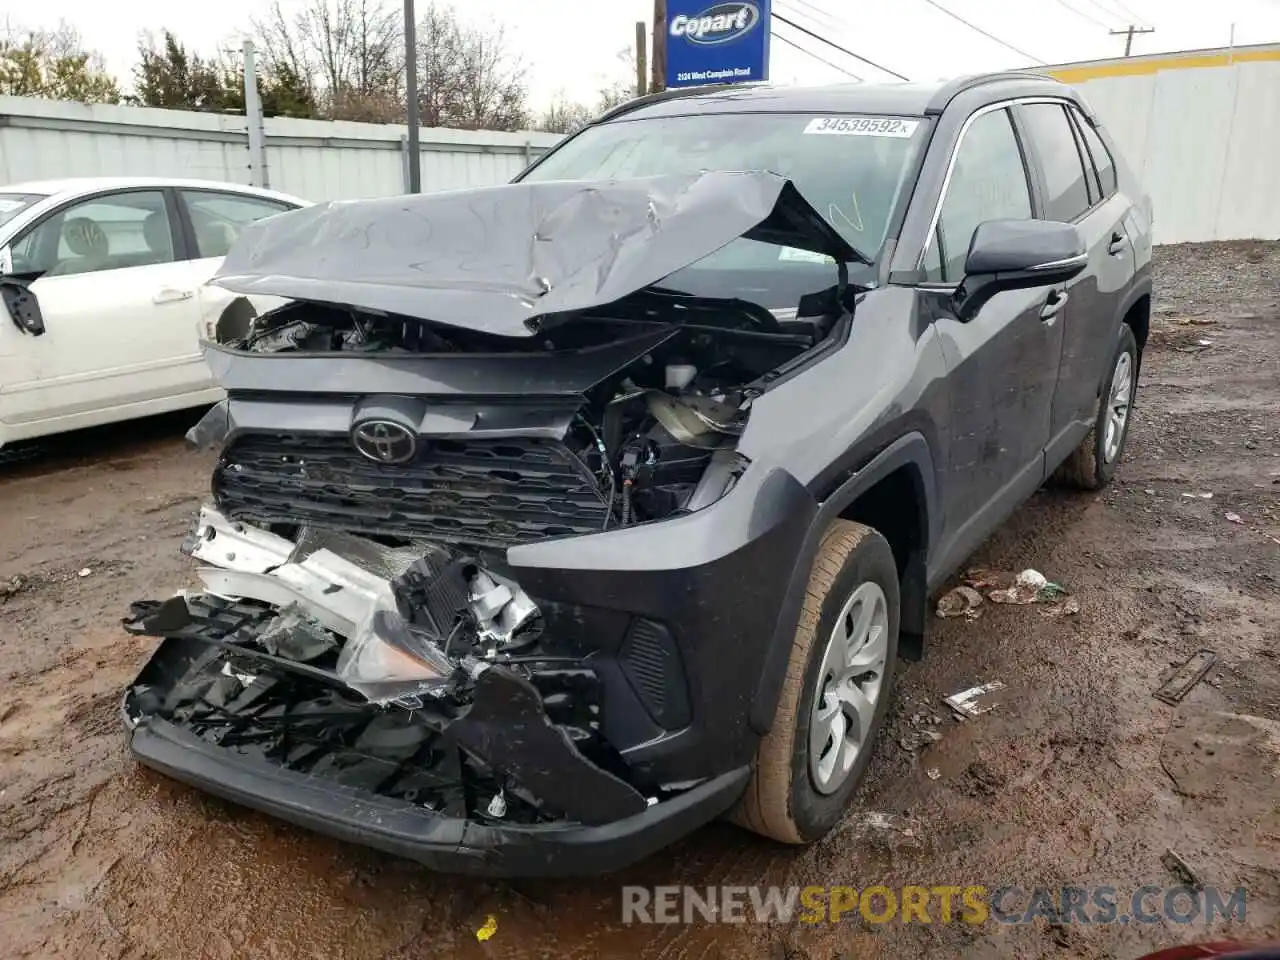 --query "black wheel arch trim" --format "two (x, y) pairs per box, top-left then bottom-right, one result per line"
(1102, 275), (1153, 393)
(749, 431), (938, 734)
